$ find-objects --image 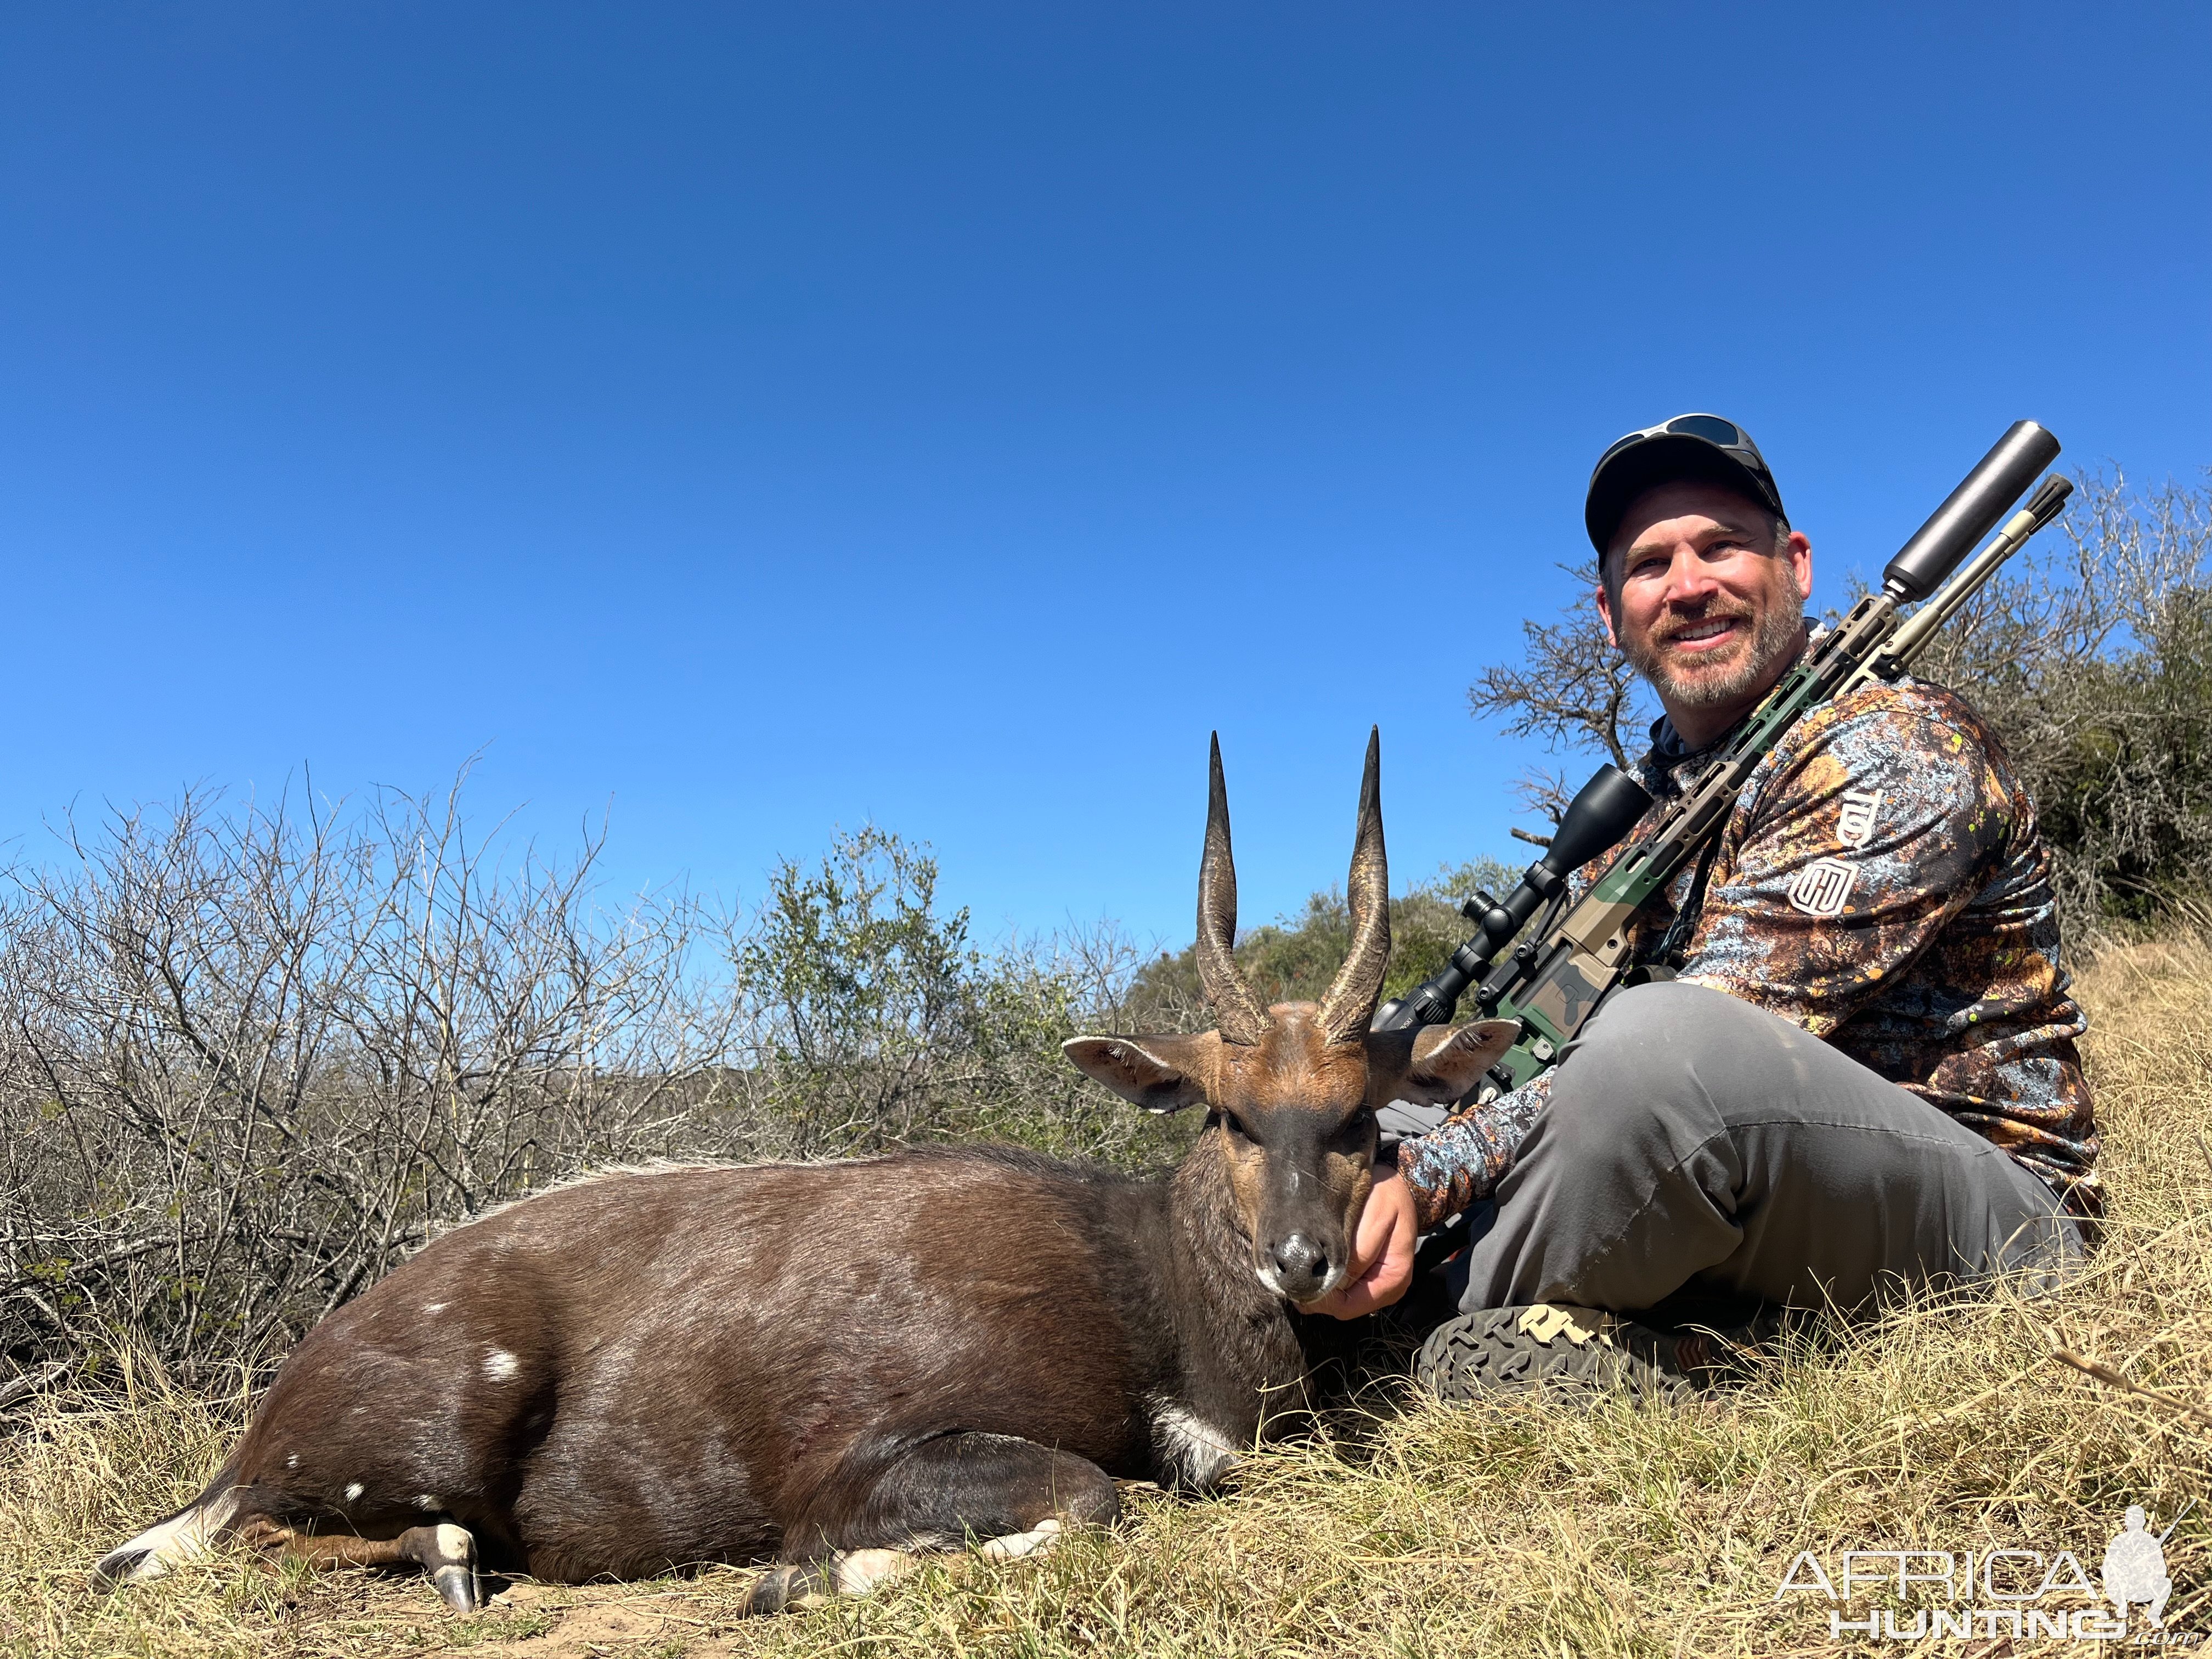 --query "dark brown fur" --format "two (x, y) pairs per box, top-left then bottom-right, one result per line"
(159, 1140), (1305, 1583)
